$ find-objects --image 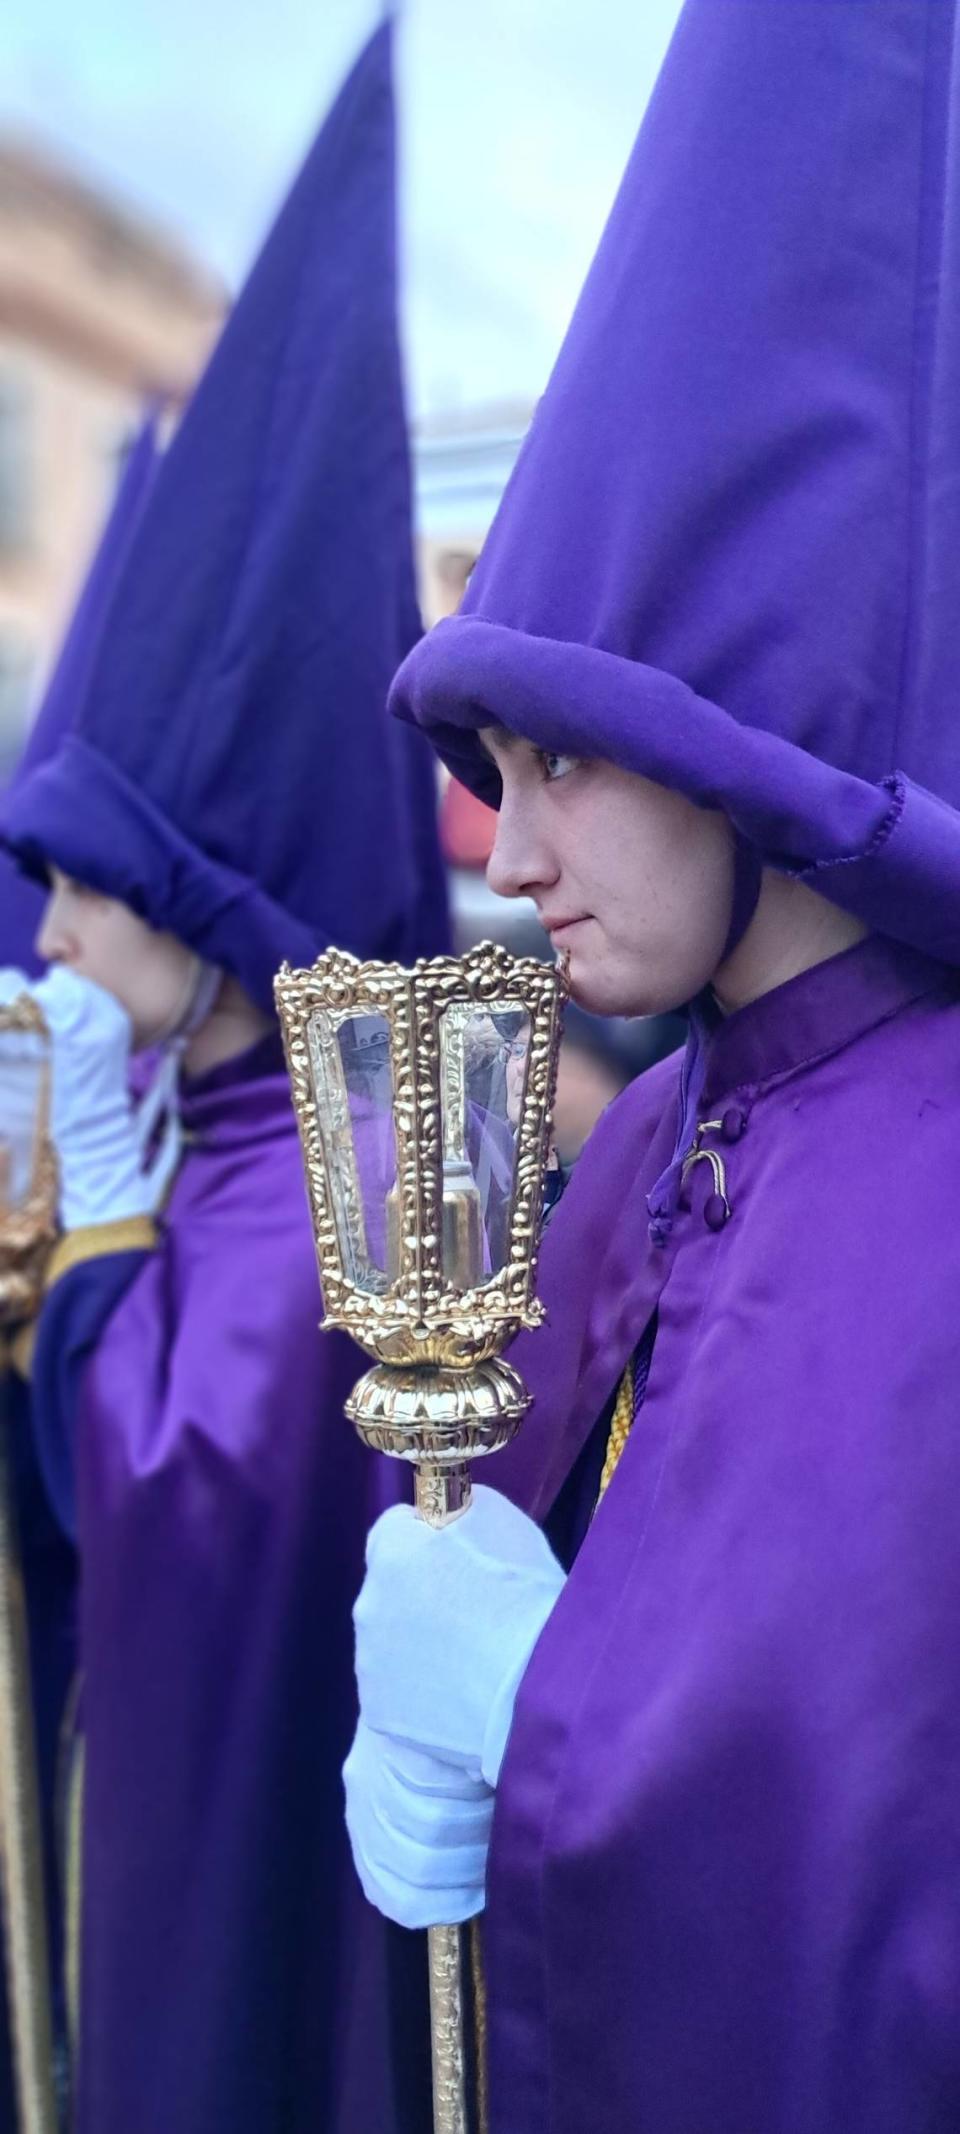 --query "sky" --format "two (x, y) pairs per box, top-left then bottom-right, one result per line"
(0, 0), (683, 416)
